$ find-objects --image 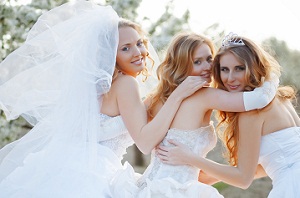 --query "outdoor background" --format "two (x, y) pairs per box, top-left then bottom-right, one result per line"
(1, 0), (300, 197)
